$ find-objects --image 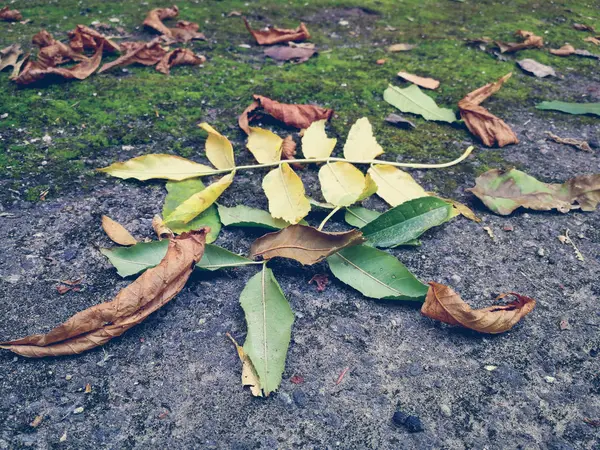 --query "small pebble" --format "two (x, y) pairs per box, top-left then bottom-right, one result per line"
(392, 411), (424, 432)
(73, 407), (84, 414)
(440, 404), (451, 417)
(484, 365), (498, 371)
(503, 224), (514, 232)
(65, 375), (72, 381)
(339, 20), (349, 26)
(537, 248), (545, 257)
(450, 274), (461, 283)
(544, 376), (556, 383)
